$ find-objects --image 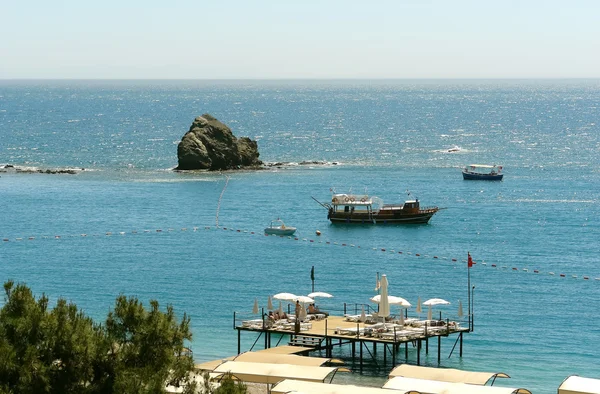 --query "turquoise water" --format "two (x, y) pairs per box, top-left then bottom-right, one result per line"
(1, 80), (599, 393)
